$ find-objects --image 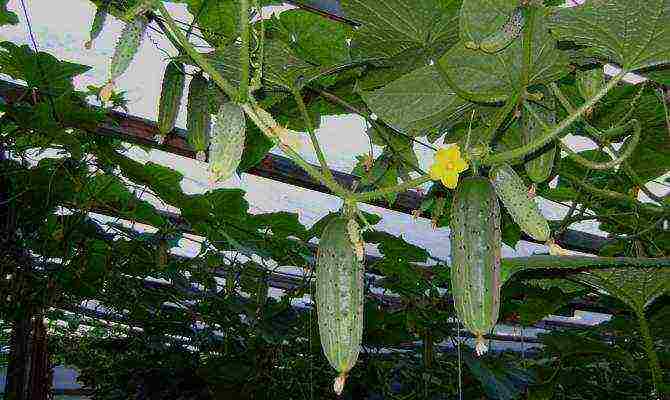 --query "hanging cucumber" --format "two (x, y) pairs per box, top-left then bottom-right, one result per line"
(156, 60), (185, 143)
(450, 177), (501, 356)
(186, 72), (212, 161)
(489, 164), (551, 242)
(84, 2), (108, 50)
(208, 102), (246, 183)
(316, 215), (365, 395)
(523, 93), (557, 184)
(466, 6), (526, 54)
(100, 16), (148, 102)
